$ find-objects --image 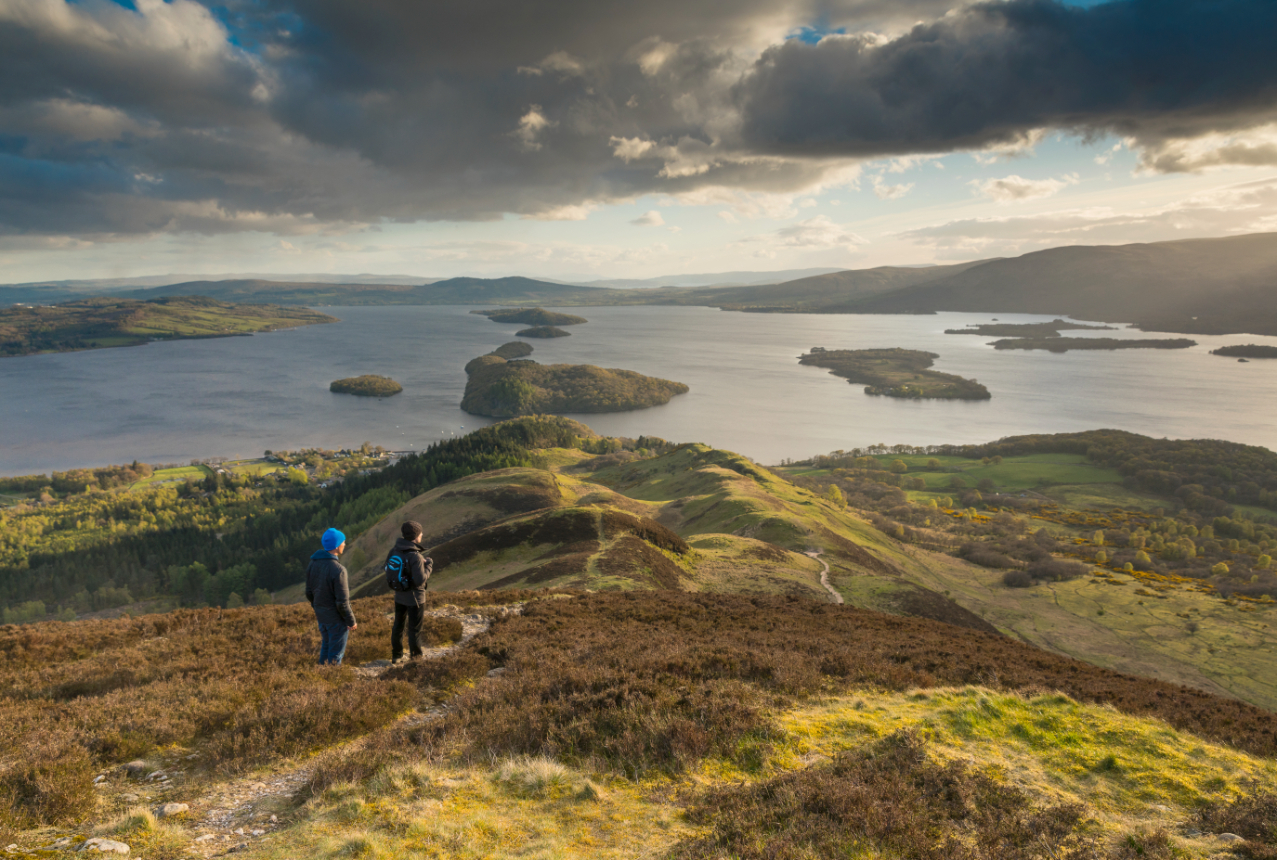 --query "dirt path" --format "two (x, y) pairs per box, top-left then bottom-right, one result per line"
(805, 550), (843, 605)
(103, 605), (513, 858)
